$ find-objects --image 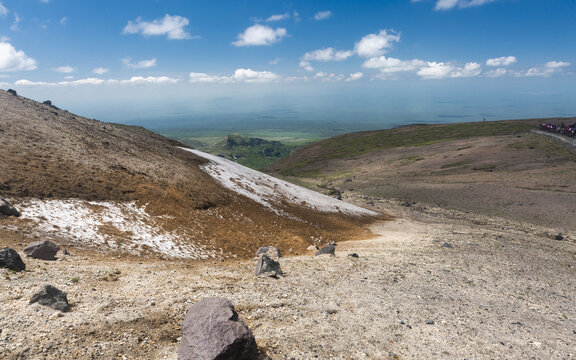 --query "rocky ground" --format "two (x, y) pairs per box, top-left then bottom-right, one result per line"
(1, 198), (575, 359)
